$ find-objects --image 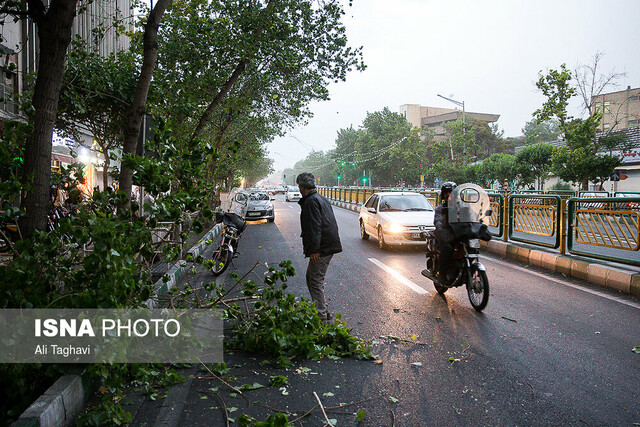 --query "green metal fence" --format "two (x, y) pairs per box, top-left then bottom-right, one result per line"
(318, 186), (640, 266)
(509, 194), (562, 248)
(487, 193), (504, 238)
(568, 197), (640, 266)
